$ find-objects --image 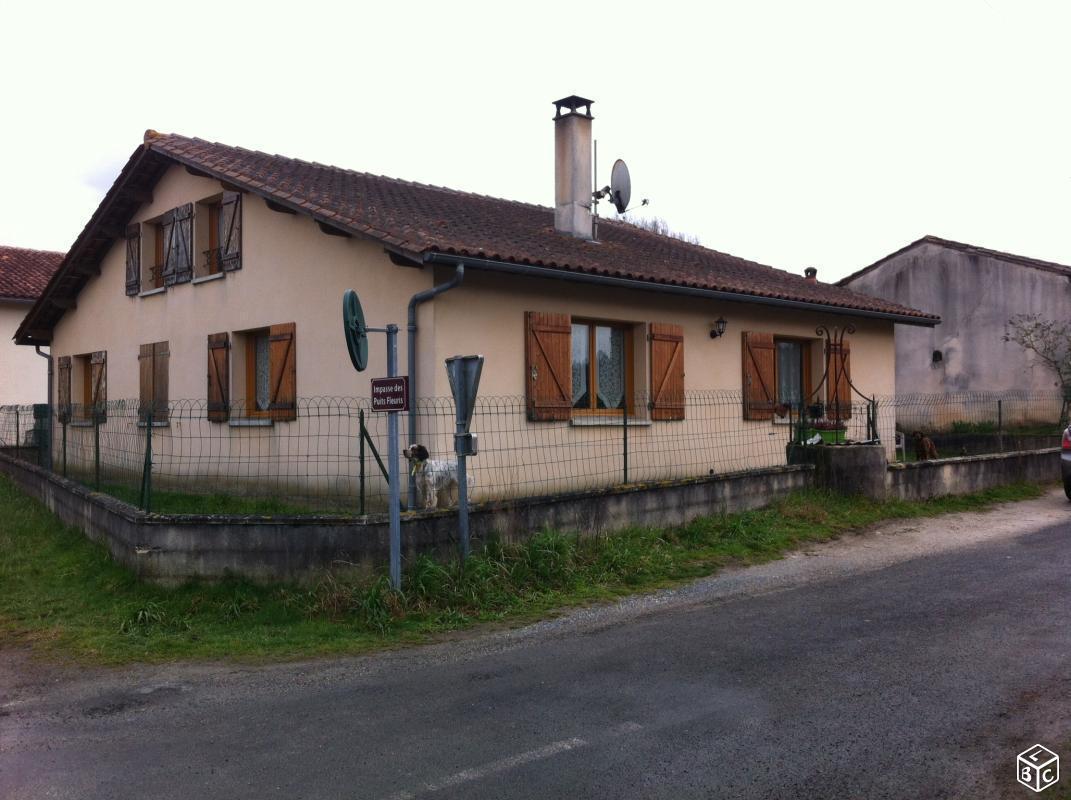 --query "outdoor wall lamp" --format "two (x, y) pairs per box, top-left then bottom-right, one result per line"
(709, 317), (728, 339)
